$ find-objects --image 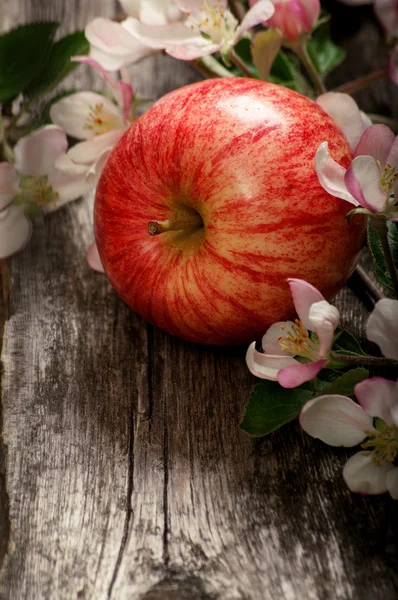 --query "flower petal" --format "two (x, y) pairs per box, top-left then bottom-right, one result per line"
(317, 92), (370, 151)
(236, 1), (275, 38)
(167, 41), (221, 60)
(14, 126), (68, 176)
(44, 157), (94, 213)
(308, 300), (340, 356)
(87, 242), (105, 273)
(66, 130), (124, 167)
(50, 92), (123, 140)
(0, 162), (19, 210)
(343, 452), (393, 495)
(123, 17), (199, 48)
(374, 0), (398, 41)
(246, 342), (297, 381)
(345, 155), (388, 212)
(140, 0), (184, 25)
(386, 133), (398, 171)
(261, 321), (296, 356)
(355, 377), (398, 425)
(278, 359), (327, 388)
(386, 467), (398, 499)
(85, 18), (155, 71)
(354, 124), (395, 164)
(300, 395), (373, 446)
(366, 299), (398, 360)
(287, 278), (324, 331)
(314, 142), (358, 204)
(0, 205), (32, 259)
